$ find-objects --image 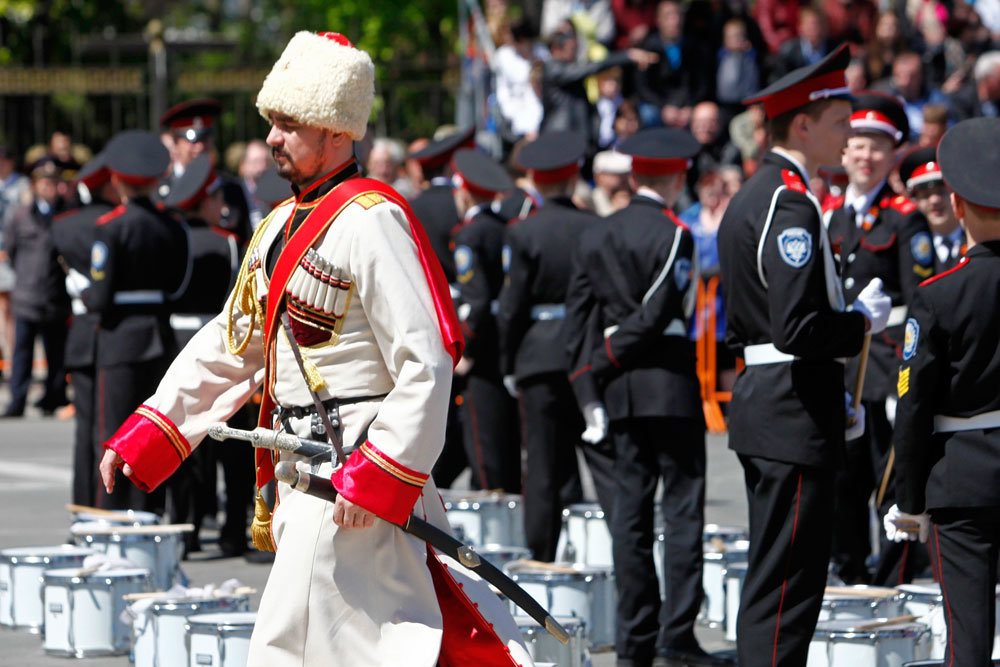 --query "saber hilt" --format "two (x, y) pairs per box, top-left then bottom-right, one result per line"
(272, 462), (570, 645)
(208, 424), (333, 459)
